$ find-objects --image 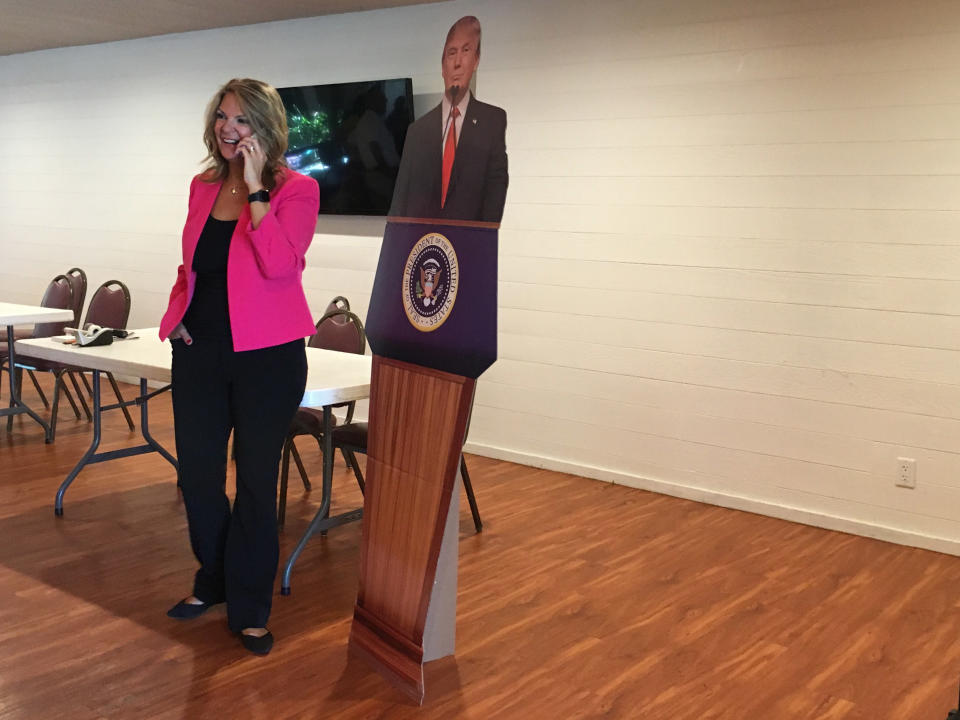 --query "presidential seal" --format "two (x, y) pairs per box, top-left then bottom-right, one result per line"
(402, 232), (459, 332)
